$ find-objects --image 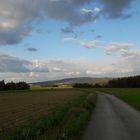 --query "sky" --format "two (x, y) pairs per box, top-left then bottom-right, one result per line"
(0, 0), (140, 82)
